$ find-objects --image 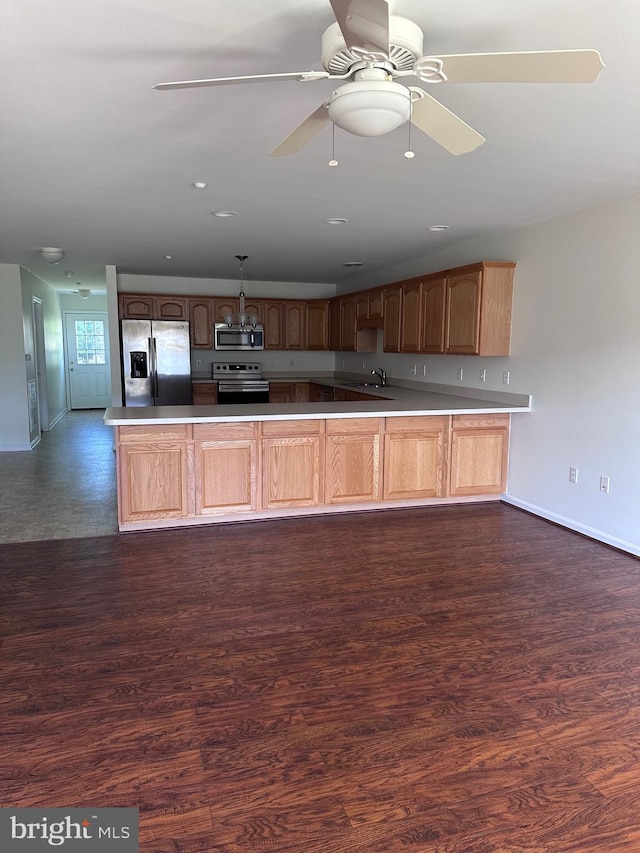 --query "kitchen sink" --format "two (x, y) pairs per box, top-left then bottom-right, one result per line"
(342, 382), (387, 389)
